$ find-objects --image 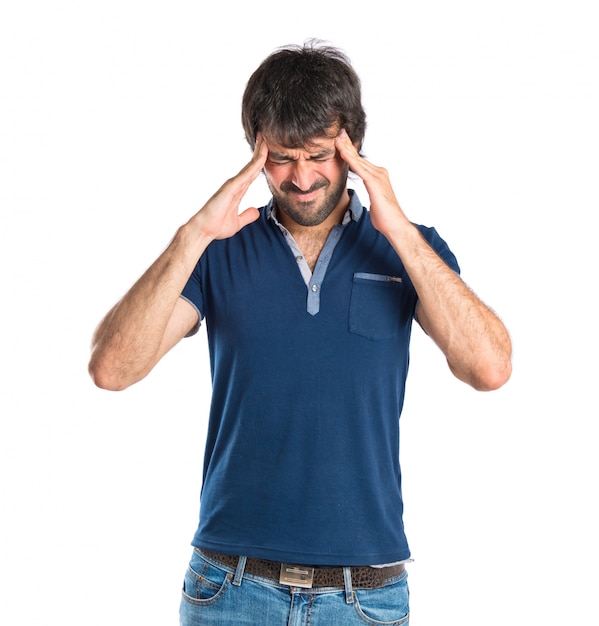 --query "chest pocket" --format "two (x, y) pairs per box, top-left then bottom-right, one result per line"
(349, 272), (406, 340)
